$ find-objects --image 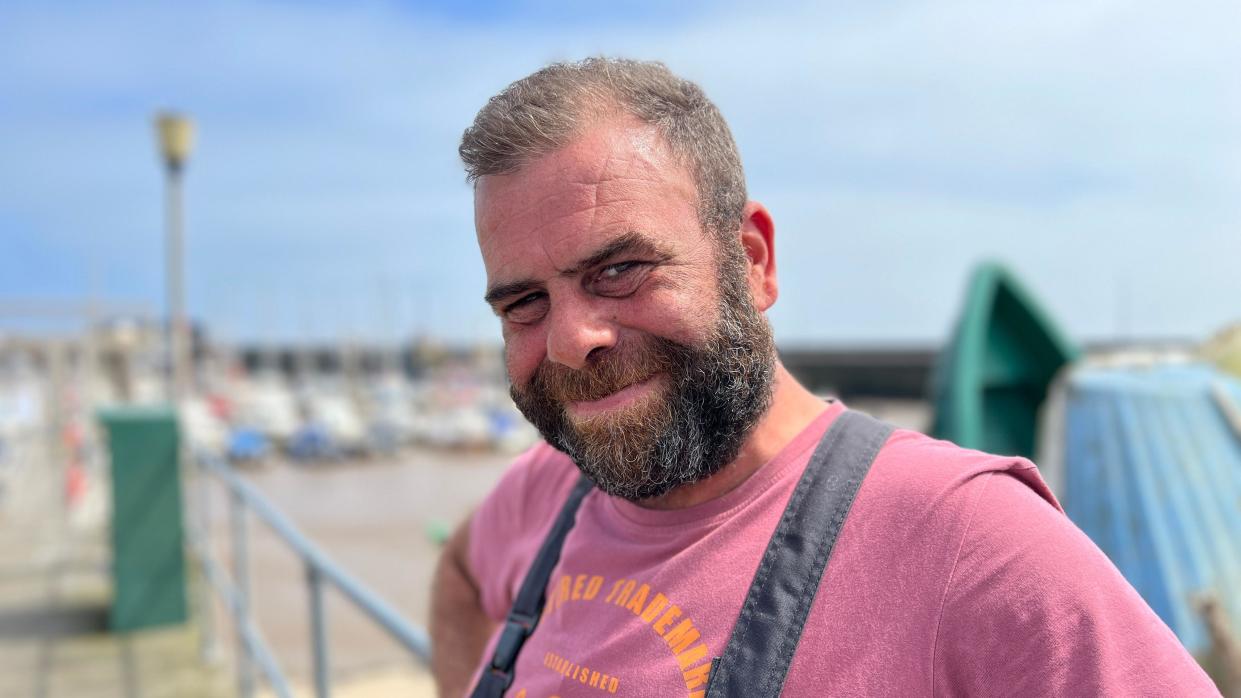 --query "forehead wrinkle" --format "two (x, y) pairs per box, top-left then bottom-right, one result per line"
(598, 148), (666, 189)
(501, 180), (594, 231)
(539, 178), (601, 276)
(499, 129), (677, 239)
